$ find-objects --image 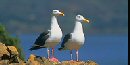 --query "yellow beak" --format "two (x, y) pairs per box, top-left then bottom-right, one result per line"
(83, 18), (89, 23)
(59, 12), (65, 16)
